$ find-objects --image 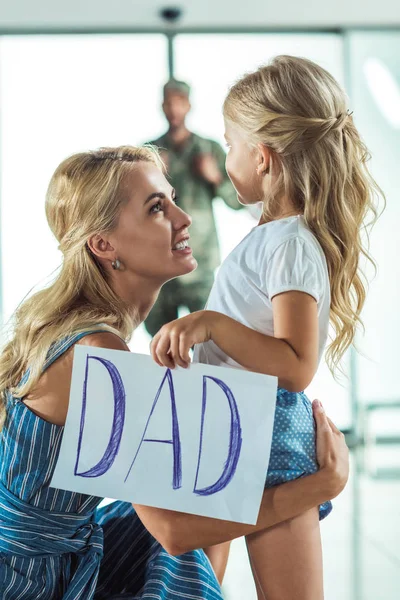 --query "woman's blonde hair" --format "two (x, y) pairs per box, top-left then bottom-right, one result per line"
(224, 55), (384, 374)
(0, 145), (163, 427)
